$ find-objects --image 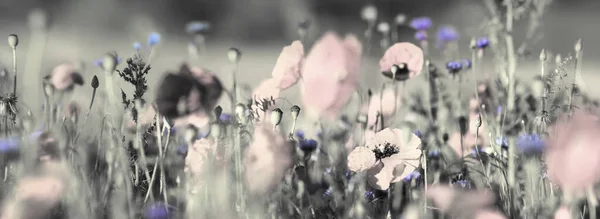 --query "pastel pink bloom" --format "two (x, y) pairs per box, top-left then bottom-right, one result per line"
(271, 41), (304, 89)
(545, 111), (600, 193)
(364, 87), (401, 128)
(554, 206), (573, 219)
(474, 210), (508, 219)
(346, 128), (422, 190)
(427, 185), (495, 216)
(300, 32), (362, 120)
(379, 42), (424, 79)
(251, 79), (282, 122)
(243, 123), (293, 195)
(48, 63), (84, 90)
(185, 138), (221, 175)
